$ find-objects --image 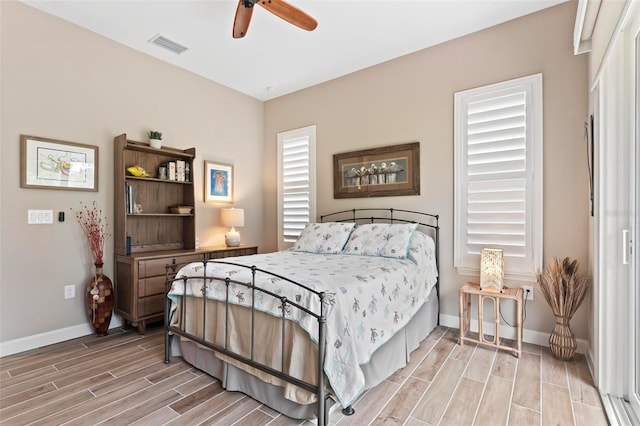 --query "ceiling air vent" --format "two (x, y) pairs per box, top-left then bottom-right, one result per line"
(148, 34), (188, 55)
